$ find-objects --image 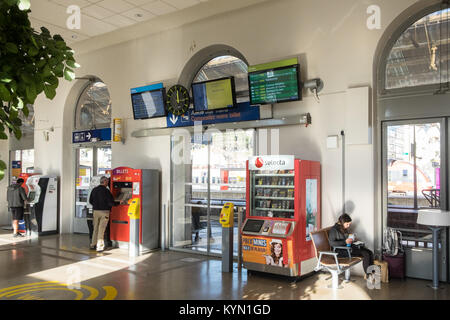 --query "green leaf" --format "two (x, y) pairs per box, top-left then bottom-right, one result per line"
(64, 68), (75, 81)
(28, 46), (39, 57)
(66, 60), (80, 68)
(22, 105), (29, 117)
(42, 65), (52, 77)
(10, 109), (18, 120)
(0, 83), (11, 101)
(36, 59), (47, 69)
(0, 159), (6, 181)
(25, 83), (36, 103)
(0, 132), (7, 140)
(17, 97), (24, 110)
(13, 128), (22, 140)
(18, 0), (31, 11)
(43, 85), (56, 100)
(5, 42), (18, 54)
(30, 34), (38, 49)
(55, 40), (66, 49)
(46, 76), (58, 87)
(40, 27), (50, 35)
(20, 73), (33, 84)
(0, 76), (12, 83)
